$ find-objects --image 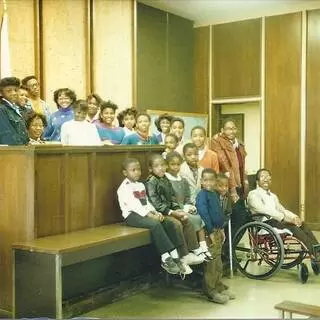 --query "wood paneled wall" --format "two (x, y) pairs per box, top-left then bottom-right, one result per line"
(3, 0), (133, 110)
(41, 0), (88, 105)
(6, 0), (36, 78)
(212, 19), (261, 99)
(306, 9), (320, 229)
(265, 12), (301, 213)
(137, 3), (194, 112)
(194, 26), (210, 114)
